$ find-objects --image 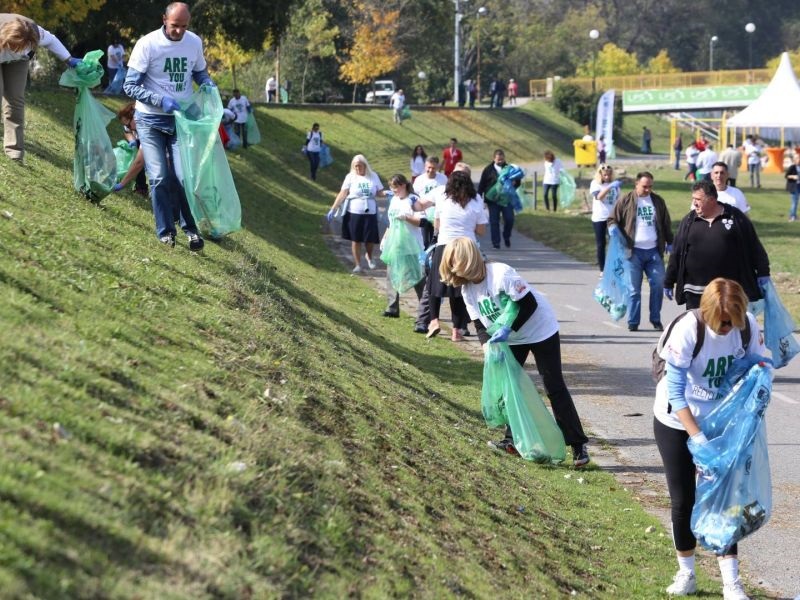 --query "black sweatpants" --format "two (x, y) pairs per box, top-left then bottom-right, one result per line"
(653, 417), (737, 554)
(503, 333), (588, 447)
